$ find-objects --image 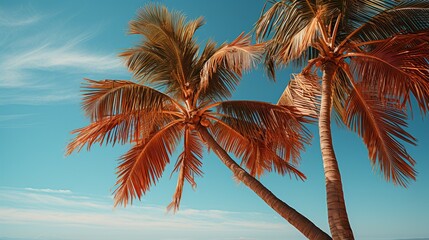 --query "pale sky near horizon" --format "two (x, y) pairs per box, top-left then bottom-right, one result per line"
(0, 1), (428, 240)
